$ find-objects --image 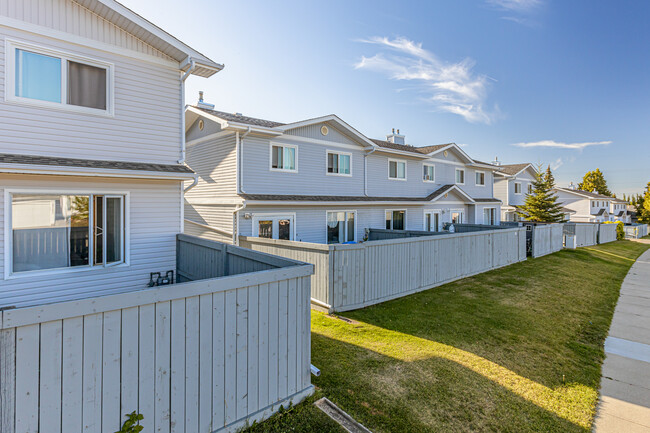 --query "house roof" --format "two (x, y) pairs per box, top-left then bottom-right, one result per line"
(74, 0), (222, 77)
(595, 209), (608, 216)
(0, 153), (193, 174)
(473, 198), (502, 203)
(240, 184), (475, 204)
(554, 188), (615, 200)
(193, 107), (286, 128)
(617, 211), (626, 217)
(494, 163), (534, 177)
